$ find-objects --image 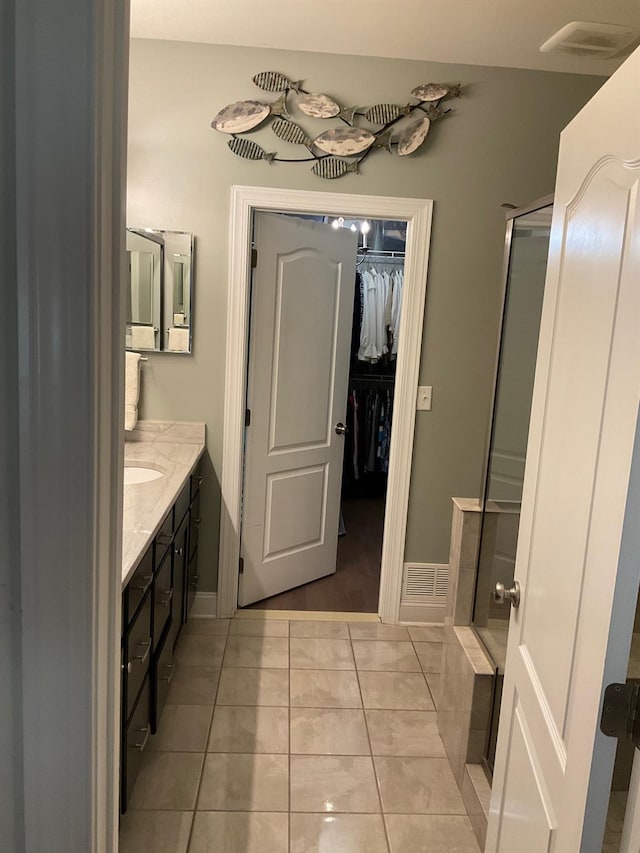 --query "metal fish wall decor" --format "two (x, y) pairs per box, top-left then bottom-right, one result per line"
(252, 71), (303, 93)
(297, 93), (342, 119)
(312, 158), (359, 179)
(211, 72), (464, 179)
(272, 118), (314, 149)
(313, 127), (375, 157)
(228, 137), (276, 163)
(364, 104), (411, 125)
